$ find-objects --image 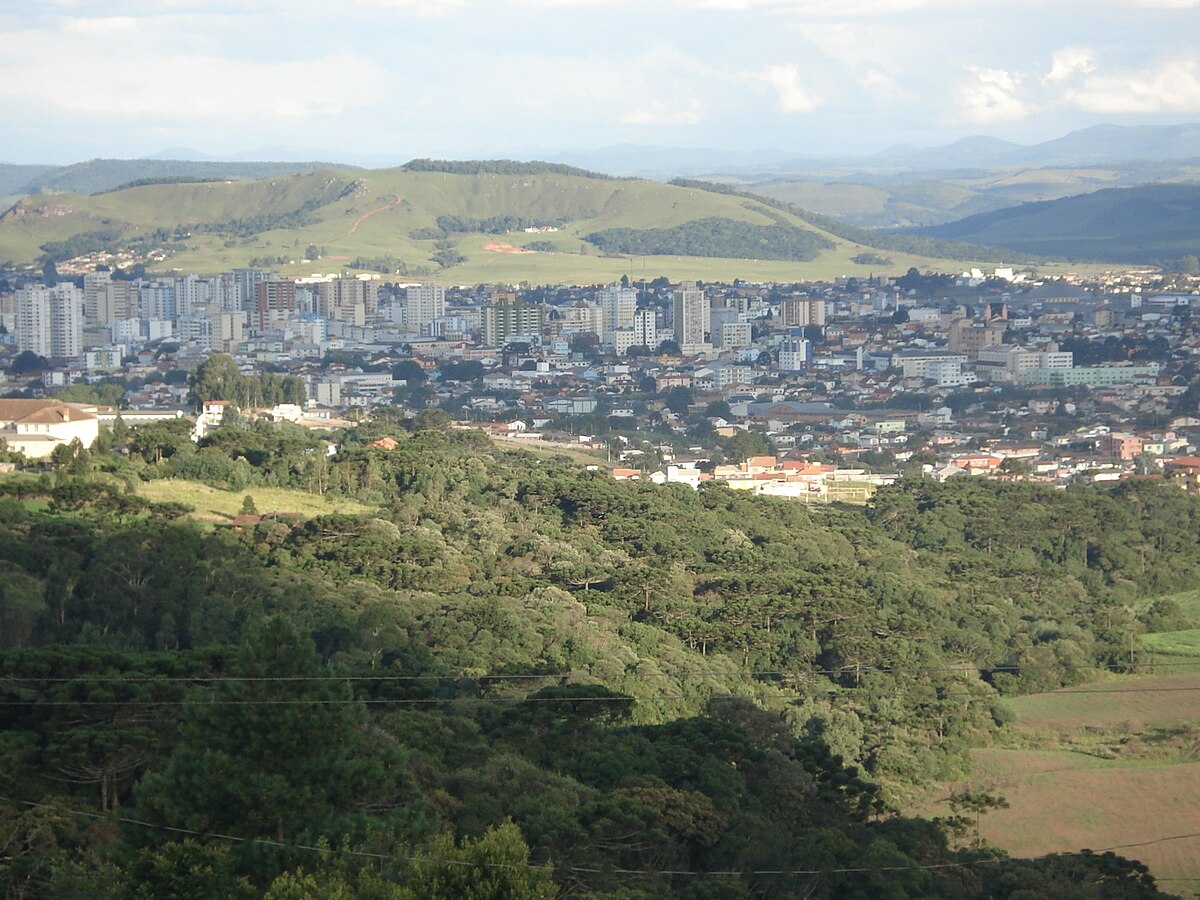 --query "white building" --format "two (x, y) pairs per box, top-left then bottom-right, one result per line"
(0, 399), (99, 459)
(405, 284), (446, 334)
(634, 308), (659, 350)
(597, 285), (636, 339)
(672, 282), (711, 353)
(16, 284), (82, 361)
